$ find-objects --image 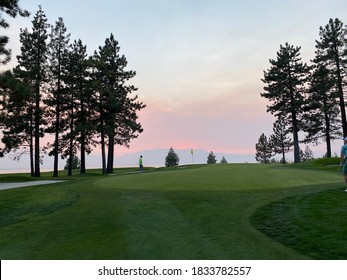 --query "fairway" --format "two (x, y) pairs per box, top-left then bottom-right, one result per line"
(0, 163), (345, 259)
